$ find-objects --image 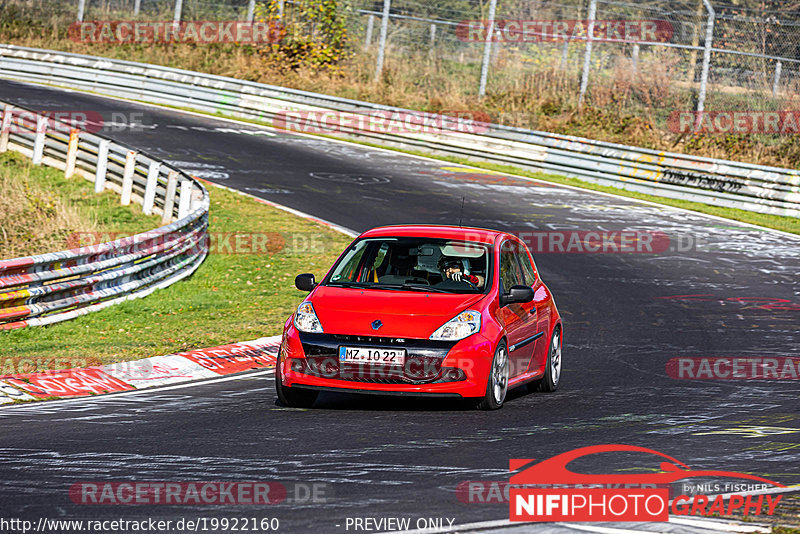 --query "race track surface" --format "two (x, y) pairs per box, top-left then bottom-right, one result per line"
(0, 80), (798, 532)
